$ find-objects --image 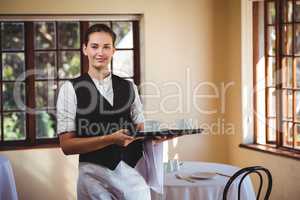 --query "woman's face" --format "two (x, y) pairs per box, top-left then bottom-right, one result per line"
(83, 32), (115, 70)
